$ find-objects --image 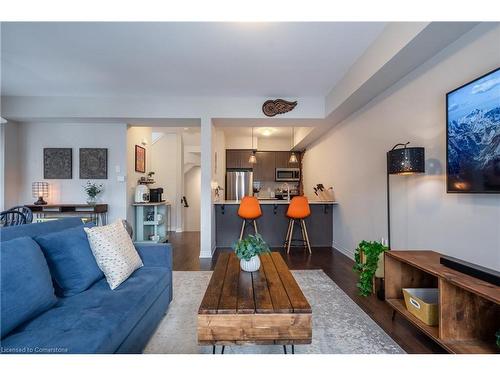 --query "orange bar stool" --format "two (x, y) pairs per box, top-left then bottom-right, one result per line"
(284, 196), (312, 254)
(237, 196), (262, 240)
